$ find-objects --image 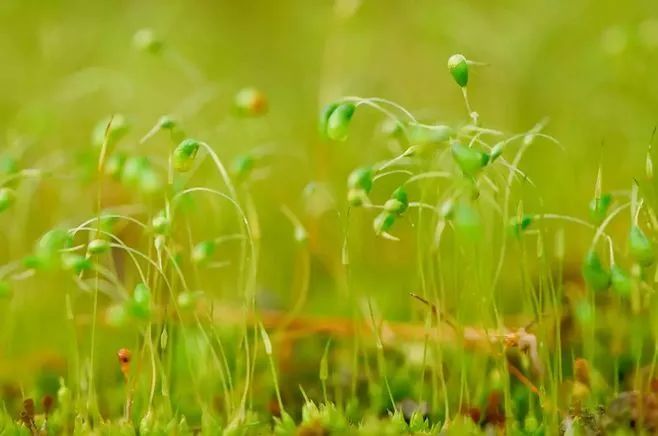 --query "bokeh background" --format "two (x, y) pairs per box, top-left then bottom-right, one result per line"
(0, 0), (657, 396)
